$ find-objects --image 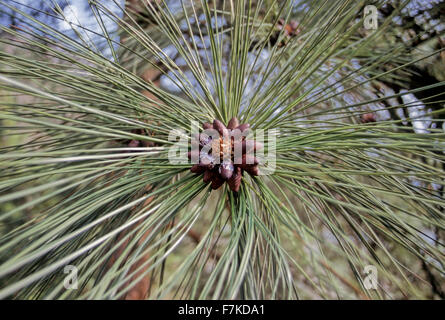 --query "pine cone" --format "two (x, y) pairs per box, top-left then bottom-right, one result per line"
(188, 117), (263, 192)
